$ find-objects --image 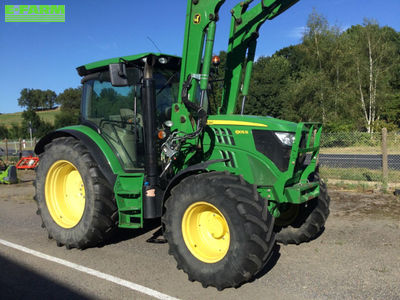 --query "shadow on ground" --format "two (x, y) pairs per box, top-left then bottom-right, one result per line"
(0, 254), (90, 299)
(256, 243), (281, 280)
(105, 218), (162, 246)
